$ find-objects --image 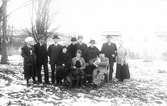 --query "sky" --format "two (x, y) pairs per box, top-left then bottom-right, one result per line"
(6, 0), (167, 58)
